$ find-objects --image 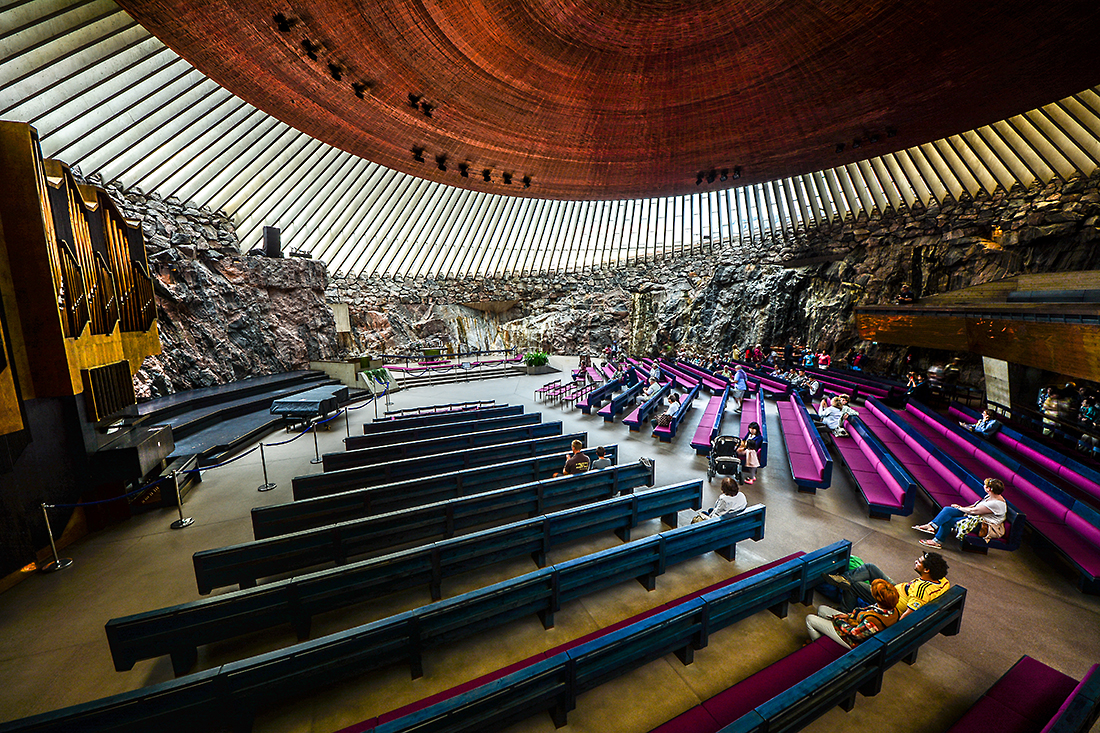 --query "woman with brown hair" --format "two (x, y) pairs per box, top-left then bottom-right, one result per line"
(805, 579), (900, 649)
(912, 478), (1007, 549)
